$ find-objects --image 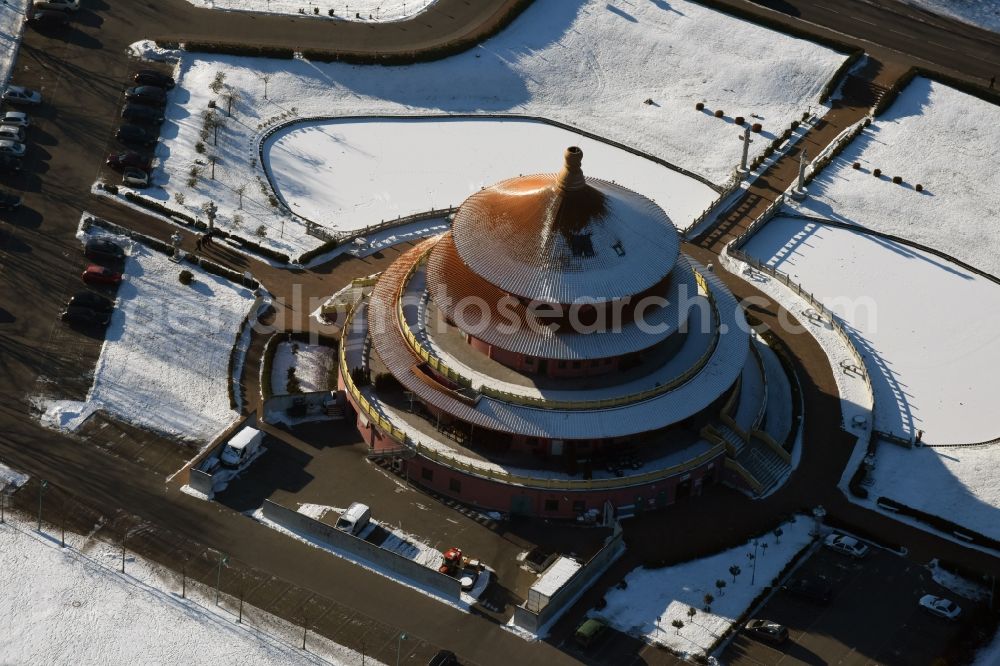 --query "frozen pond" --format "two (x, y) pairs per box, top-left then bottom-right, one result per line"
(263, 117), (719, 234)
